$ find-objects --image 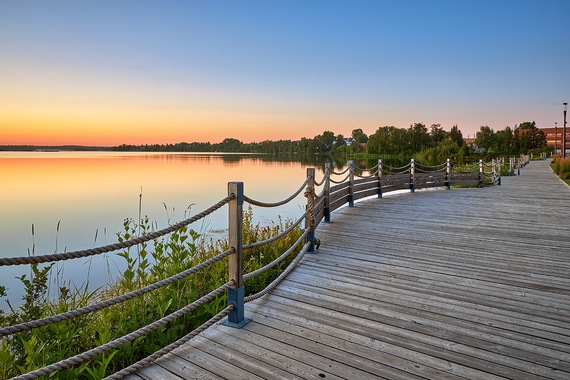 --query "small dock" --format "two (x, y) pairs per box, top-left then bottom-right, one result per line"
(128, 160), (570, 380)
